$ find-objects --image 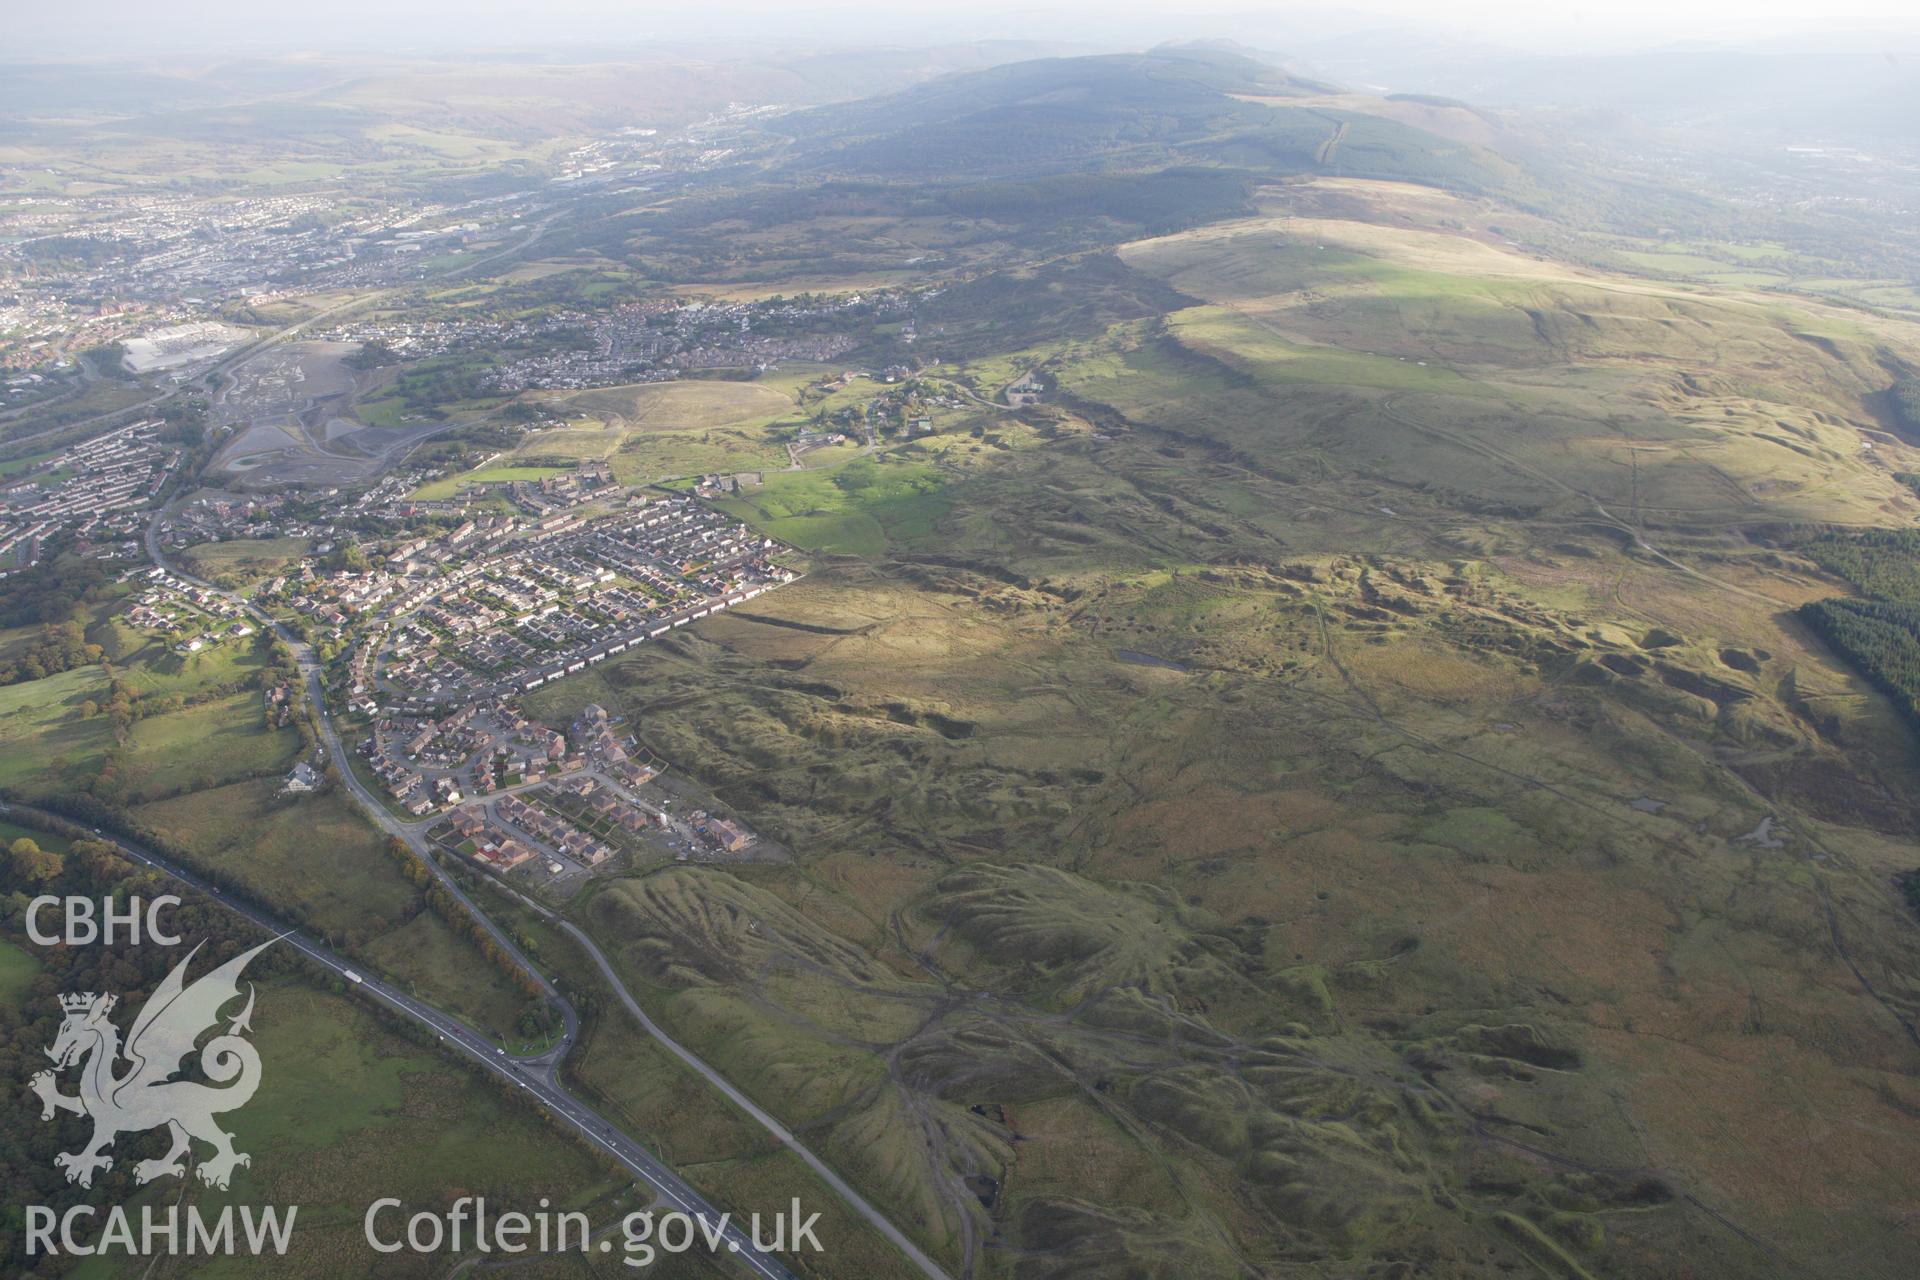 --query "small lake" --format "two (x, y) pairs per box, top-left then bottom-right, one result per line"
(1114, 649), (1190, 673)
